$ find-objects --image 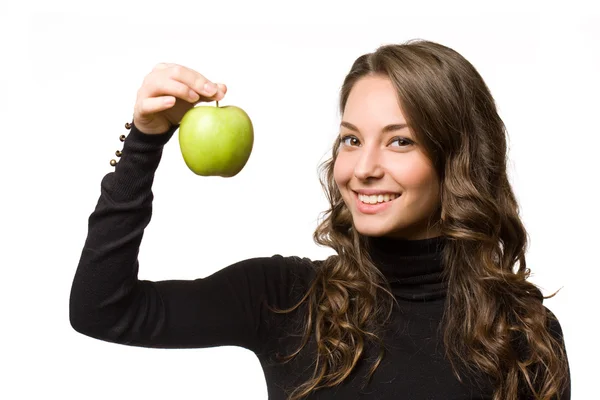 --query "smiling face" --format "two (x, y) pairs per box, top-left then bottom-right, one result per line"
(333, 75), (441, 240)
